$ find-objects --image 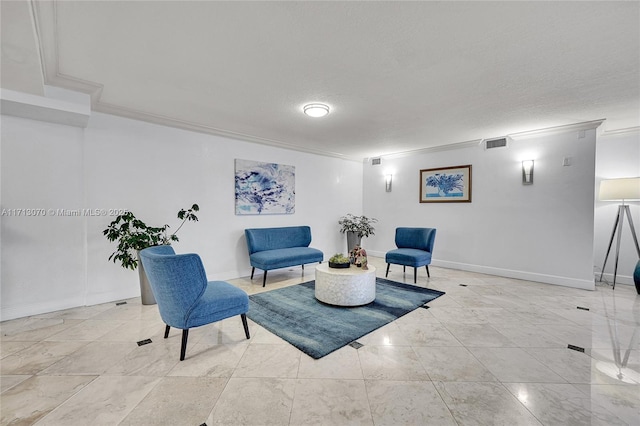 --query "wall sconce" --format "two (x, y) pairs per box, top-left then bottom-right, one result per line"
(522, 160), (534, 185)
(385, 174), (393, 192)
